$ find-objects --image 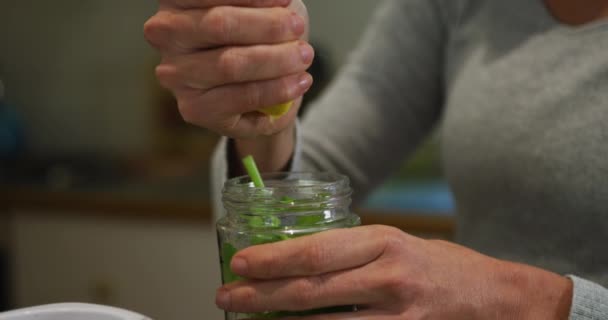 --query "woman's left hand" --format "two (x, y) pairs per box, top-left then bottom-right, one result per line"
(216, 225), (573, 319)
